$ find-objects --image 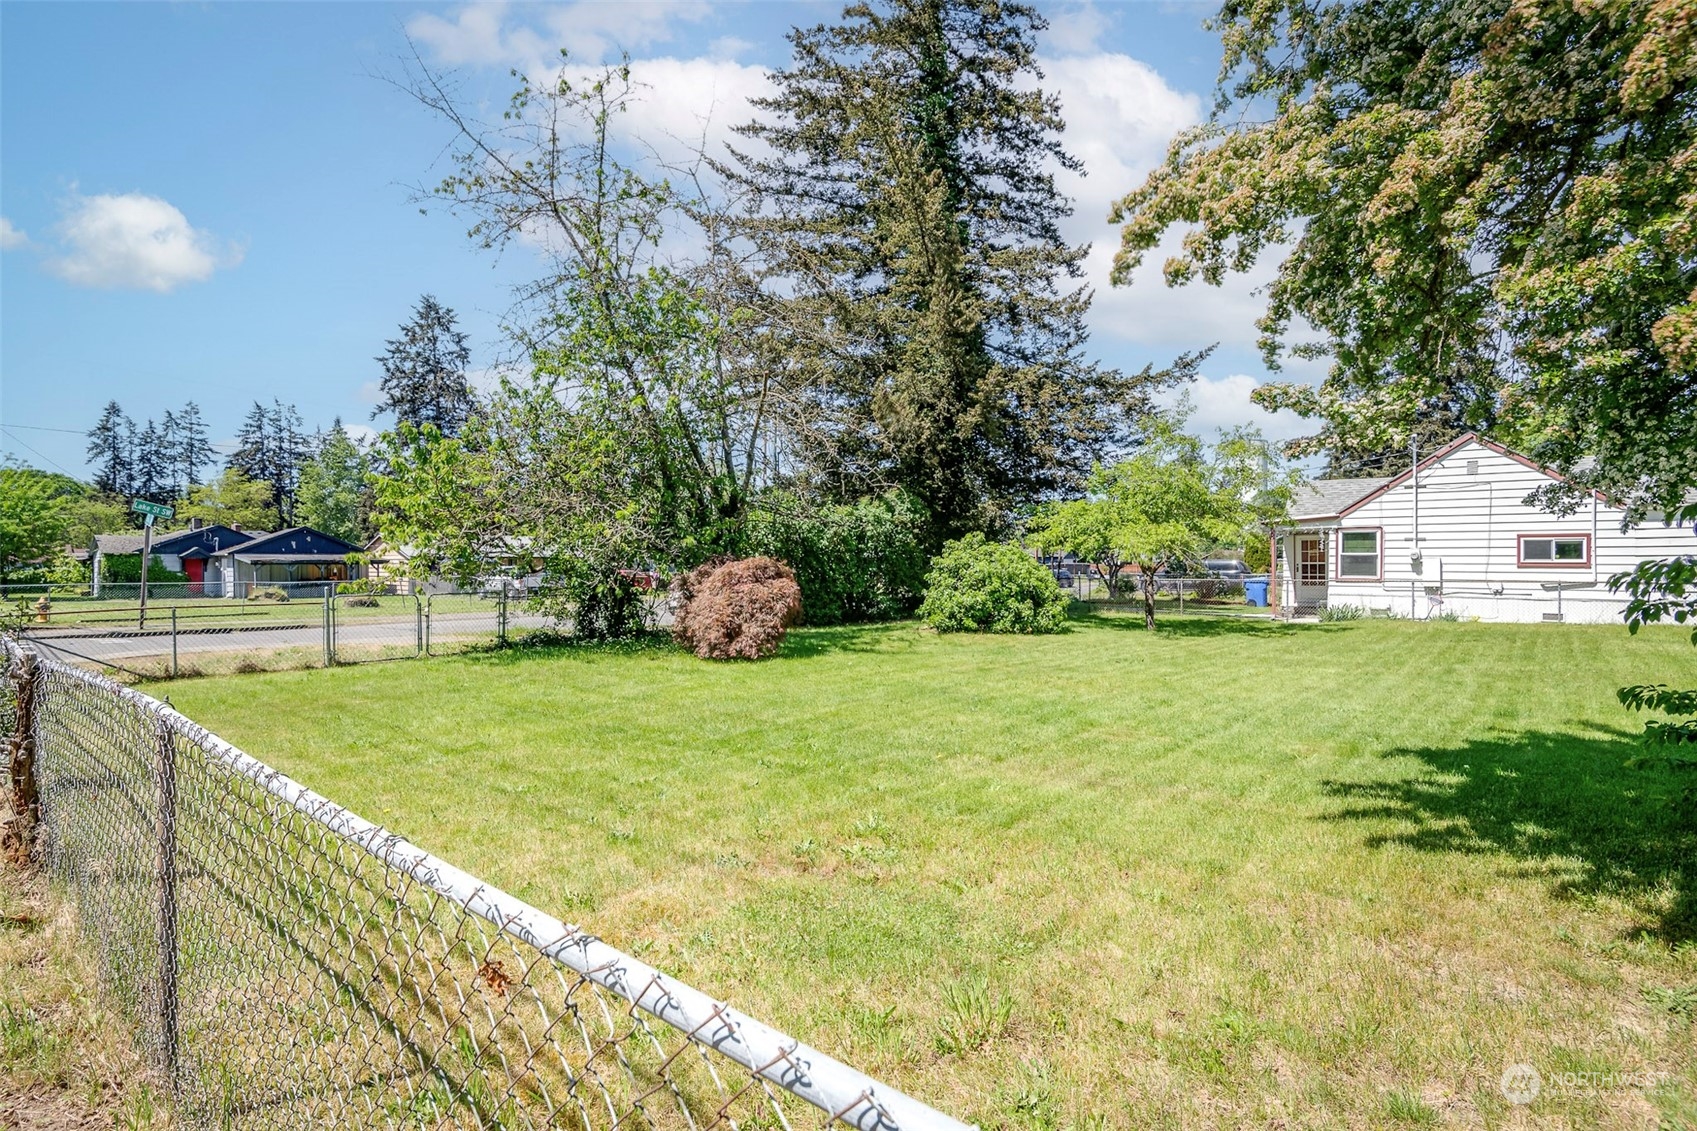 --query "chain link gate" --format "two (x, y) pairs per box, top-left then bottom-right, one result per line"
(2, 638), (967, 1131)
